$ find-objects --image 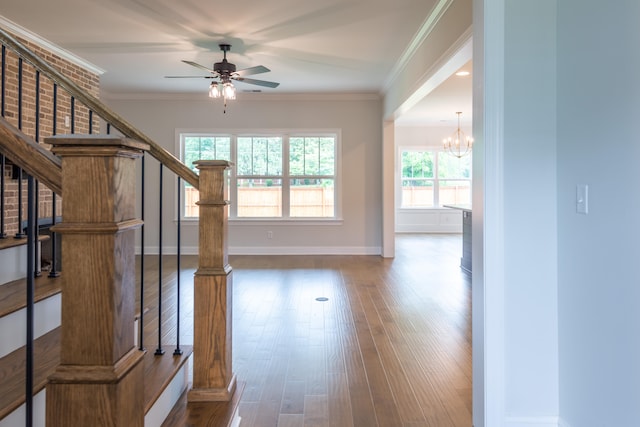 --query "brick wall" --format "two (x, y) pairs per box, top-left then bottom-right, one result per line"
(1, 32), (101, 236)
